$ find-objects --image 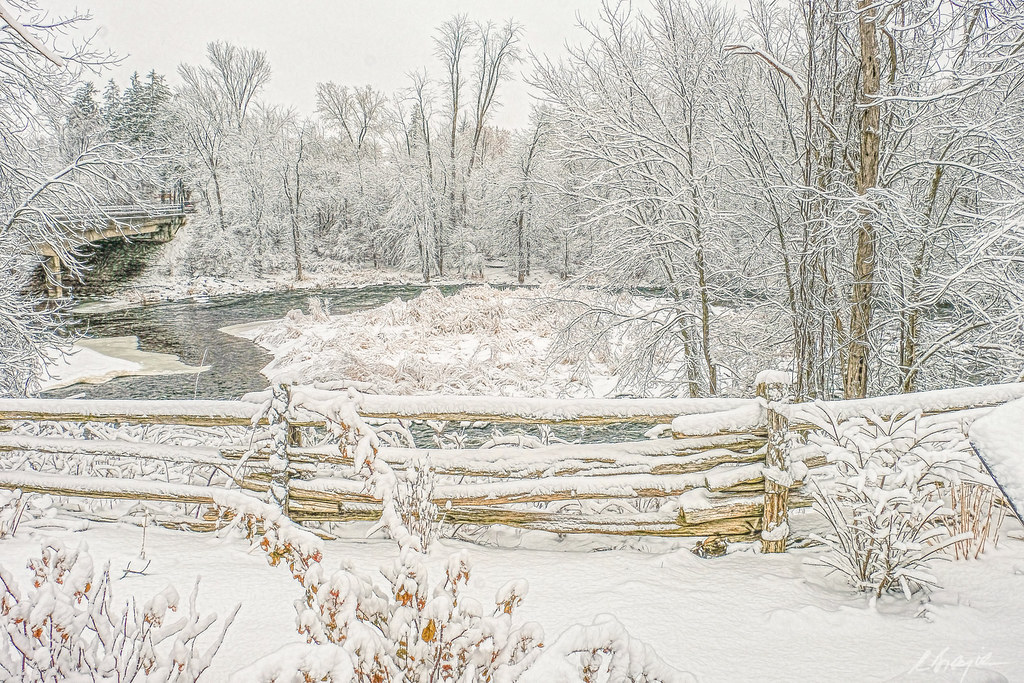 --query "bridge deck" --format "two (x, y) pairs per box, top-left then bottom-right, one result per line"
(27, 203), (190, 297)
